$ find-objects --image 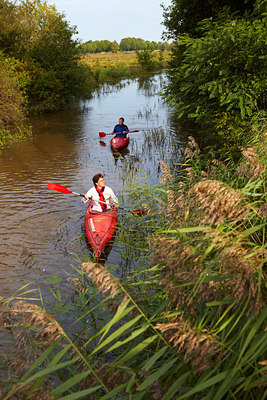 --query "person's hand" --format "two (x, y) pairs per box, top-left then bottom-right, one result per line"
(82, 197), (88, 204)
